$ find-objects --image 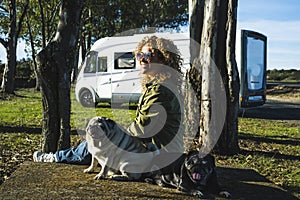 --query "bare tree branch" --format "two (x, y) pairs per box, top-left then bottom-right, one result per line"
(0, 38), (8, 48)
(0, 5), (9, 13)
(38, 0), (46, 48)
(15, 0), (29, 42)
